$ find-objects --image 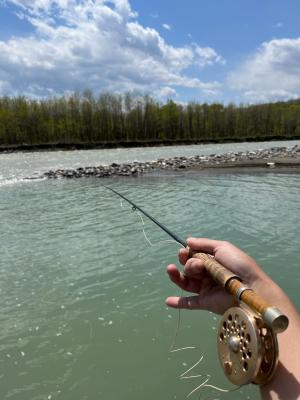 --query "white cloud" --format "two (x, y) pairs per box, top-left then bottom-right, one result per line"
(229, 38), (300, 102)
(243, 89), (299, 103)
(0, 0), (224, 97)
(162, 23), (171, 31)
(157, 86), (177, 98)
(193, 44), (226, 67)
